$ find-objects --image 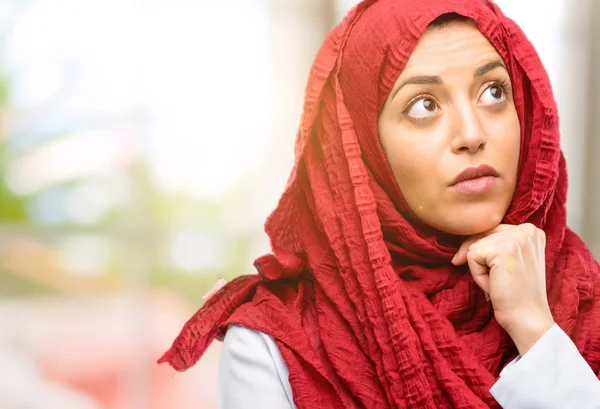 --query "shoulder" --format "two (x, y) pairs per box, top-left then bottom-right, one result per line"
(222, 325), (277, 354)
(221, 325), (288, 372)
(218, 325), (296, 409)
